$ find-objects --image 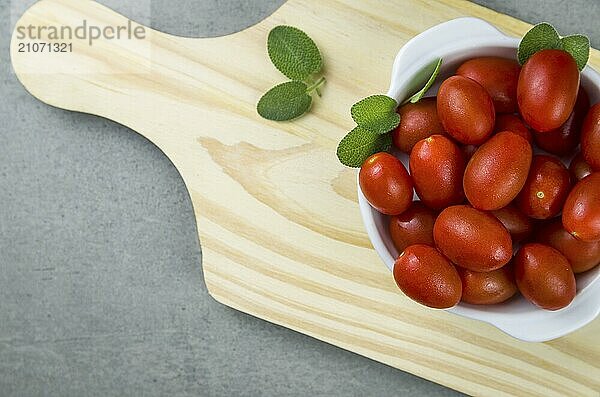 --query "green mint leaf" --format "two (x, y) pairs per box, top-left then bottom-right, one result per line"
(257, 81), (312, 121)
(336, 127), (392, 168)
(351, 95), (400, 135)
(267, 25), (322, 80)
(561, 34), (590, 71)
(407, 58), (442, 104)
(518, 22), (561, 65)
